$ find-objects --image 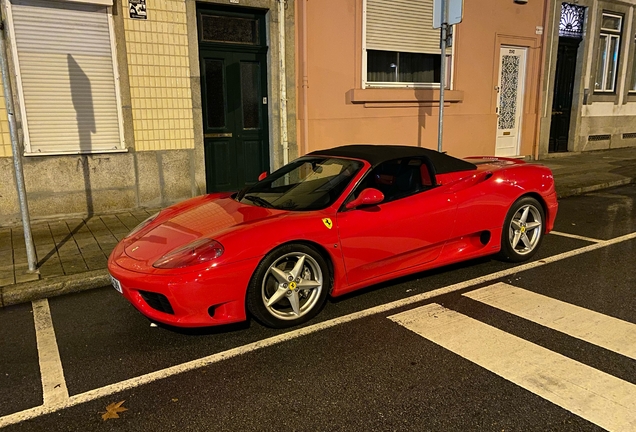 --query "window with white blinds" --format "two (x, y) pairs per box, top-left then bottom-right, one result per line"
(364, 0), (452, 88)
(8, 0), (124, 155)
